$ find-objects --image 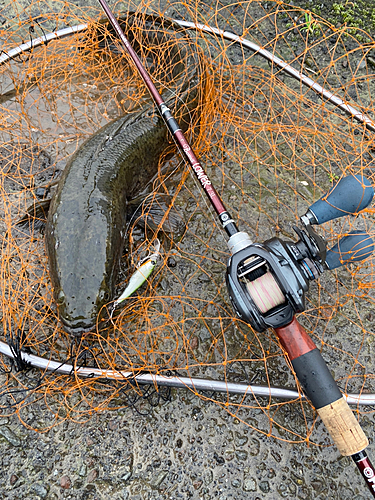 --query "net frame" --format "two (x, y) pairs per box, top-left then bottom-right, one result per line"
(0, 0), (374, 445)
